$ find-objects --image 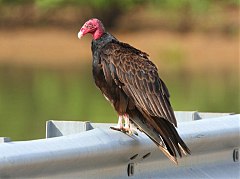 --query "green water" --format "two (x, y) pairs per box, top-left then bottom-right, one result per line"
(0, 65), (239, 141)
